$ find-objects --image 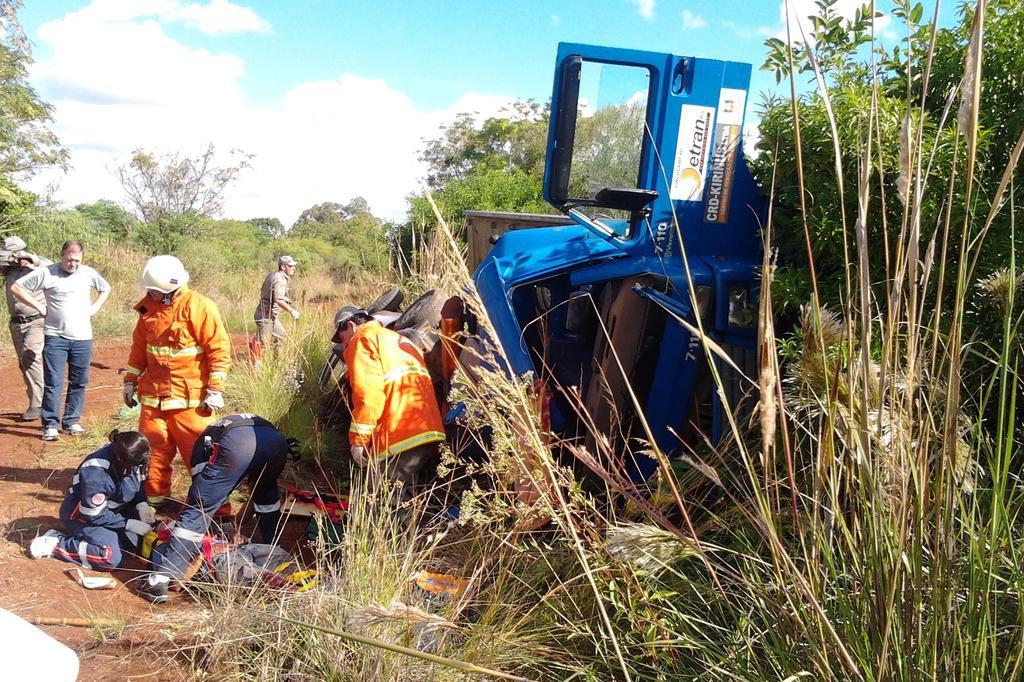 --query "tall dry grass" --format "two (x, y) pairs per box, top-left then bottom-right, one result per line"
(155, 4), (1024, 680)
